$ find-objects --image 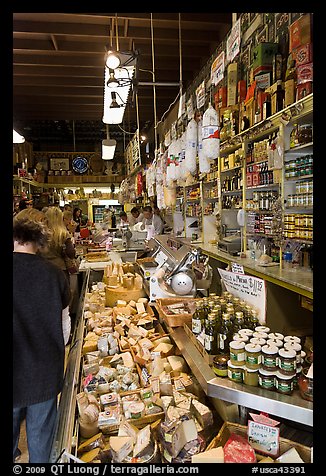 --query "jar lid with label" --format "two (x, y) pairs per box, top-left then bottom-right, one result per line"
(284, 342), (302, 353)
(268, 332), (284, 341)
(284, 335), (301, 344)
(278, 348), (296, 359)
(266, 338), (283, 348)
(262, 344), (279, 355)
(239, 328), (254, 337)
(233, 334), (249, 343)
(275, 370), (294, 380)
(255, 326), (270, 334)
(259, 368), (276, 377)
(253, 331), (269, 340)
(250, 337), (266, 346)
(230, 340), (246, 350)
(245, 343), (262, 353)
